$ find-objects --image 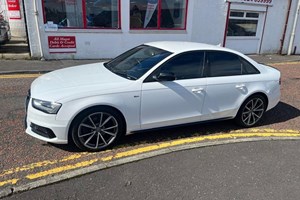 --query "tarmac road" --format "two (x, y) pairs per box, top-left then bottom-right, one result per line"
(0, 59), (299, 198)
(4, 140), (300, 200)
